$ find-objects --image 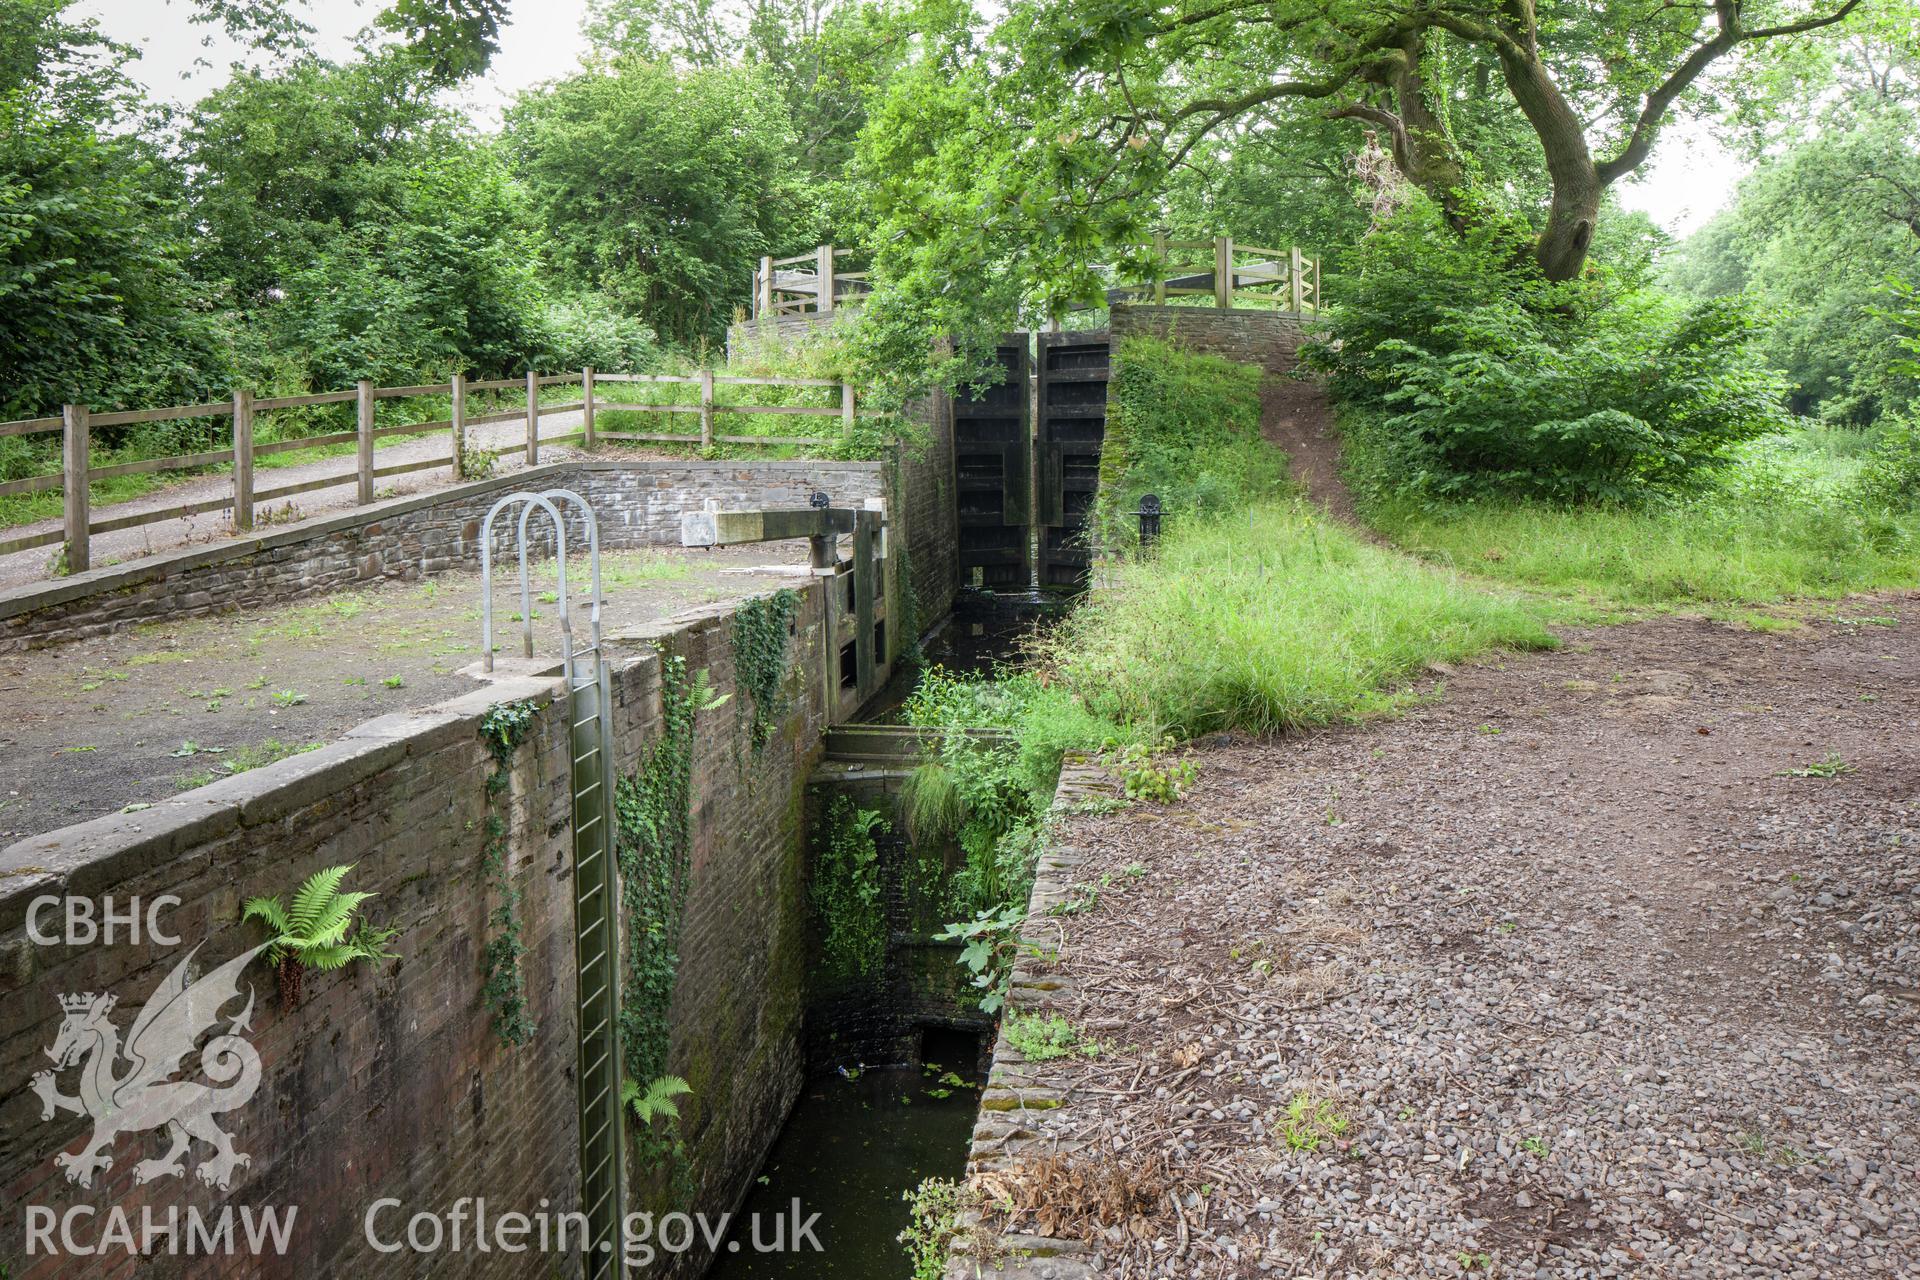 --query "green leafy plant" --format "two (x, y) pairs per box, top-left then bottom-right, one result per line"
(479, 699), (542, 1047)
(270, 689), (308, 708)
(811, 795), (889, 980)
(1003, 1012), (1099, 1062)
(1107, 740), (1198, 804)
(456, 438), (499, 481)
(1275, 1092), (1350, 1152)
(935, 904), (1027, 1015)
(620, 1075), (693, 1126)
(899, 1177), (969, 1280)
(242, 863), (398, 1007)
(1779, 753), (1856, 778)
